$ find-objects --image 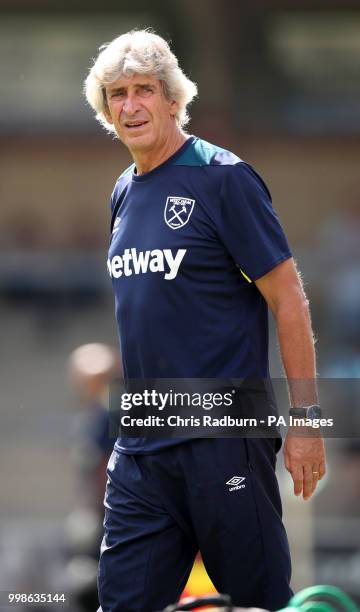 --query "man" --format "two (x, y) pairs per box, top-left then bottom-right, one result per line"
(85, 30), (326, 612)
